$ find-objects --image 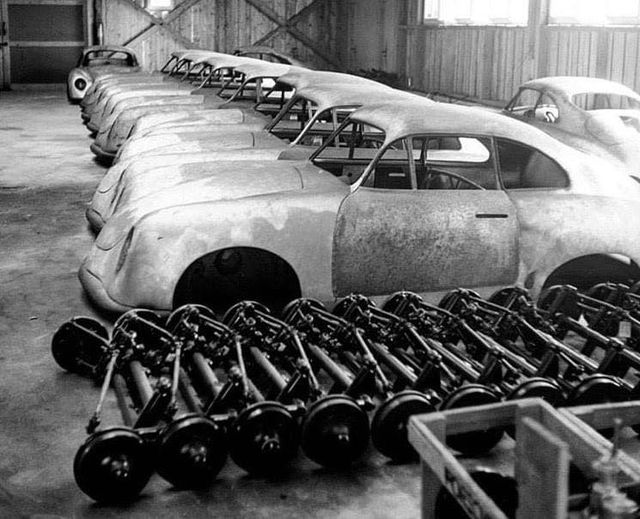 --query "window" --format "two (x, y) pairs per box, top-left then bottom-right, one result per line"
(495, 139), (569, 189)
(423, 0), (529, 26)
(549, 0), (640, 25)
(572, 93), (640, 111)
(505, 89), (560, 123)
(362, 135), (497, 190)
